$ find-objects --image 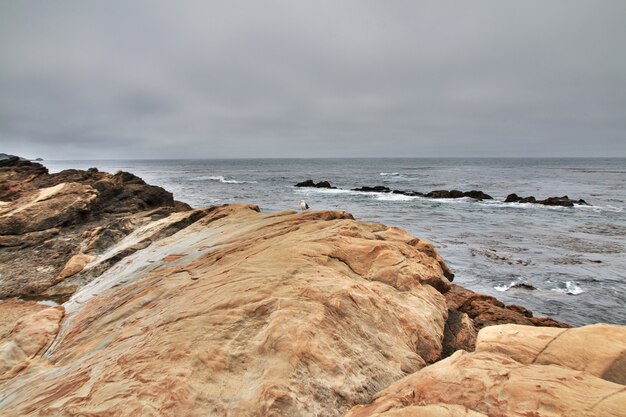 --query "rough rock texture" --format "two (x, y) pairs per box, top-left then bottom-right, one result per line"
(0, 159), (190, 299)
(0, 204), (454, 416)
(476, 323), (626, 384)
(0, 305), (64, 381)
(444, 284), (569, 329)
(343, 323), (626, 417)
